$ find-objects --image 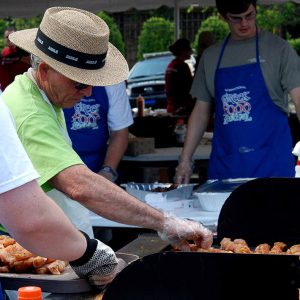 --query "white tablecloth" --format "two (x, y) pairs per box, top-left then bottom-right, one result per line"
(89, 198), (220, 229)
